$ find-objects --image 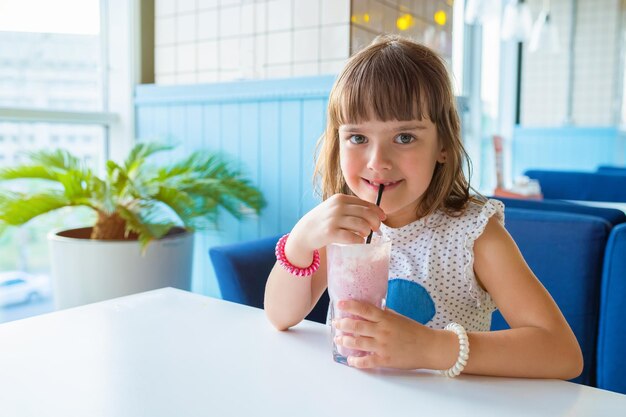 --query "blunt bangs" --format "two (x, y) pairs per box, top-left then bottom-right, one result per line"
(329, 40), (448, 127)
